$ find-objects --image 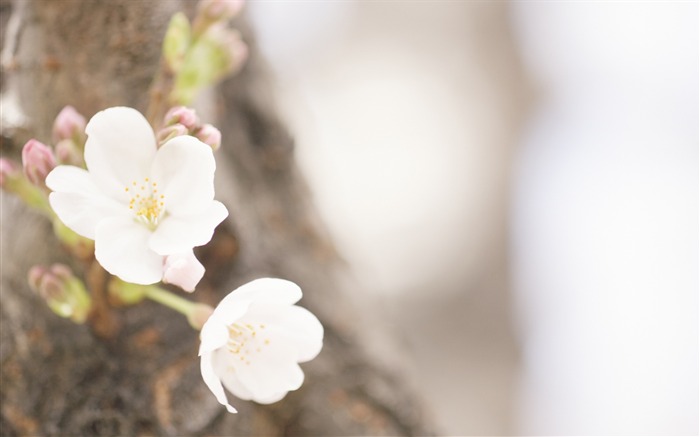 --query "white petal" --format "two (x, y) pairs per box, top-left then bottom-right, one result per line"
(213, 349), (255, 401)
(208, 293), (253, 327)
(162, 251), (205, 292)
(48, 191), (126, 240)
(150, 135), (216, 216)
(46, 165), (102, 196)
(228, 278), (303, 306)
(230, 335), (305, 403)
(84, 107), (156, 198)
(148, 201), (228, 255)
(245, 305), (324, 363)
(199, 317), (230, 356)
(200, 351), (237, 413)
(94, 216), (163, 284)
